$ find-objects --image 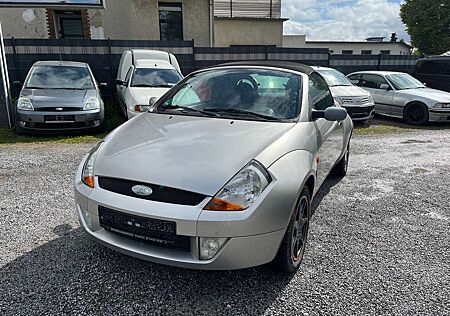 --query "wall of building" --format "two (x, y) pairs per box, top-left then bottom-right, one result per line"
(283, 36), (411, 55)
(214, 17), (285, 47)
(0, 8), (48, 38)
(0, 0), (212, 46)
